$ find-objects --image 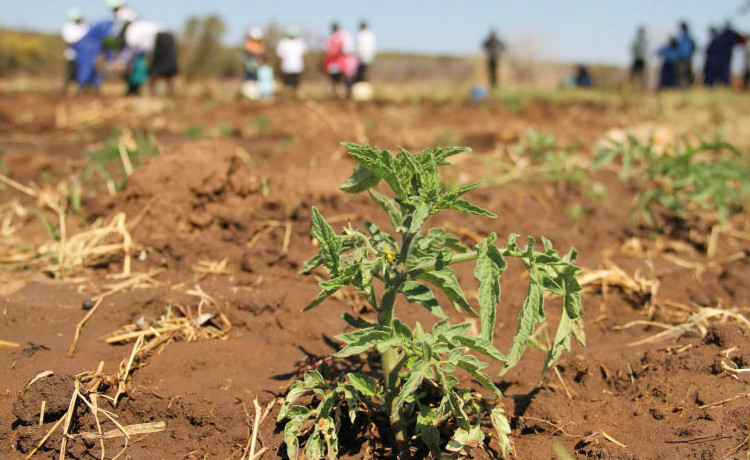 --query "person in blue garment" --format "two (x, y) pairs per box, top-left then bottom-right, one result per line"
(657, 37), (681, 89)
(703, 27), (720, 86)
(712, 23), (747, 86)
(73, 20), (115, 92)
(676, 21), (695, 88)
